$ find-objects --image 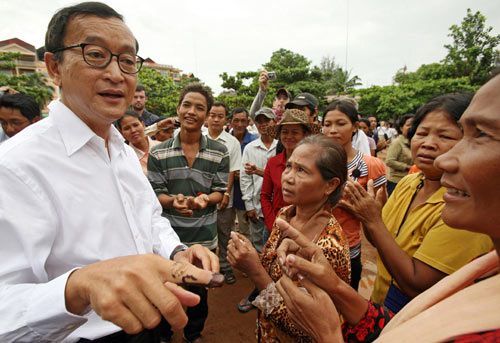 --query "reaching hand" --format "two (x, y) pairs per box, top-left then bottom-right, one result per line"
(173, 244), (220, 273)
(275, 218), (342, 295)
(339, 180), (385, 226)
(259, 69), (269, 91)
(65, 254), (224, 335)
(227, 231), (261, 276)
(276, 274), (343, 343)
